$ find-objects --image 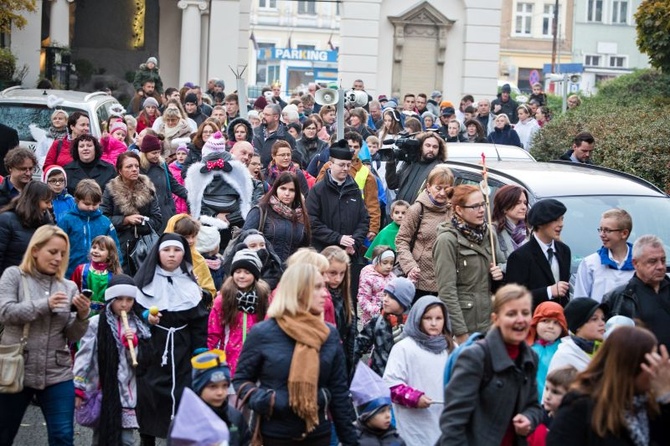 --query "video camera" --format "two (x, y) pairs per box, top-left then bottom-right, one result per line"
(379, 131), (422, 163)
